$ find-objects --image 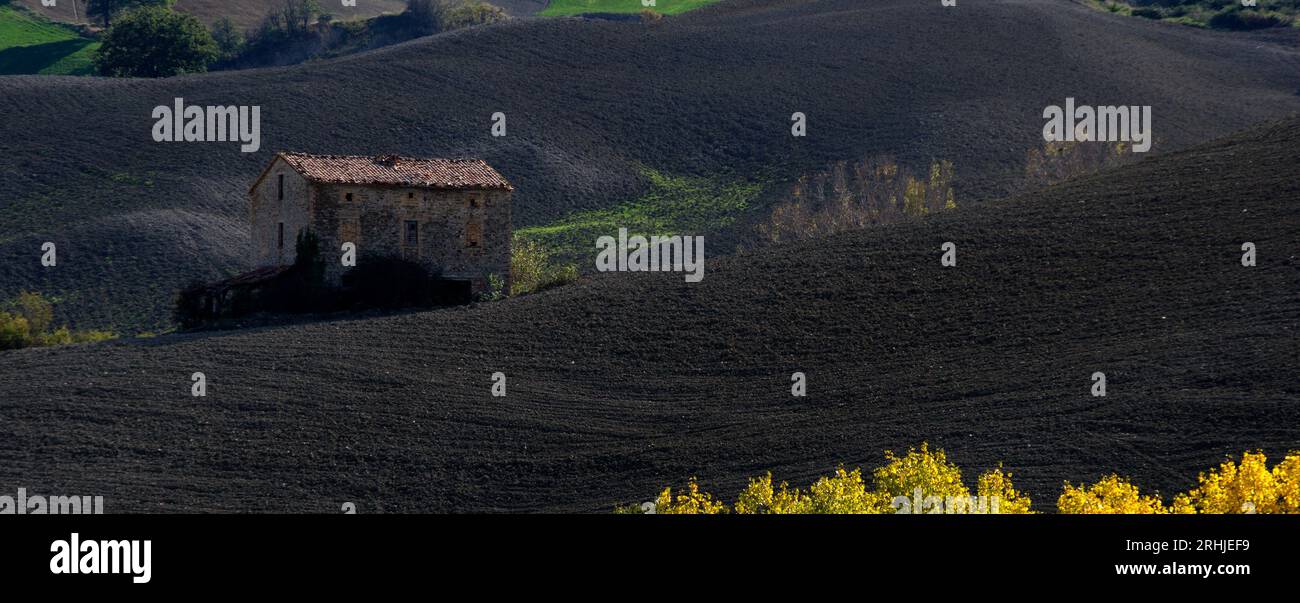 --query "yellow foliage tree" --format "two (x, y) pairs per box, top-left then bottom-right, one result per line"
(653, 479), (727, 514)
(631, 449), (1300, 515)
(873, 442), (968, 500)
(734, 473), (813, 514)
(977, 465), (1035, 514)
(1058, 475), (1167, 514)
(807, 467), (891, 514)
(639, 443), (1033, 514)
(1173, 452), (1300, 514)
(1274, 454), (1300, 512)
